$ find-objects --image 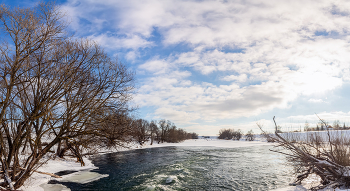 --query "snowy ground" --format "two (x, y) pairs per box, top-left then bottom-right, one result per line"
(19, 136), (348, 191)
